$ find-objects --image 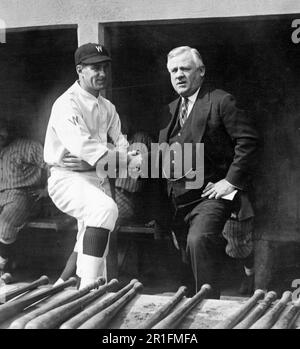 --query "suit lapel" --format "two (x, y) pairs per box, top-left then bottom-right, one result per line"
(159, 98), (180, 143)
(190, 85), (212, 143)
